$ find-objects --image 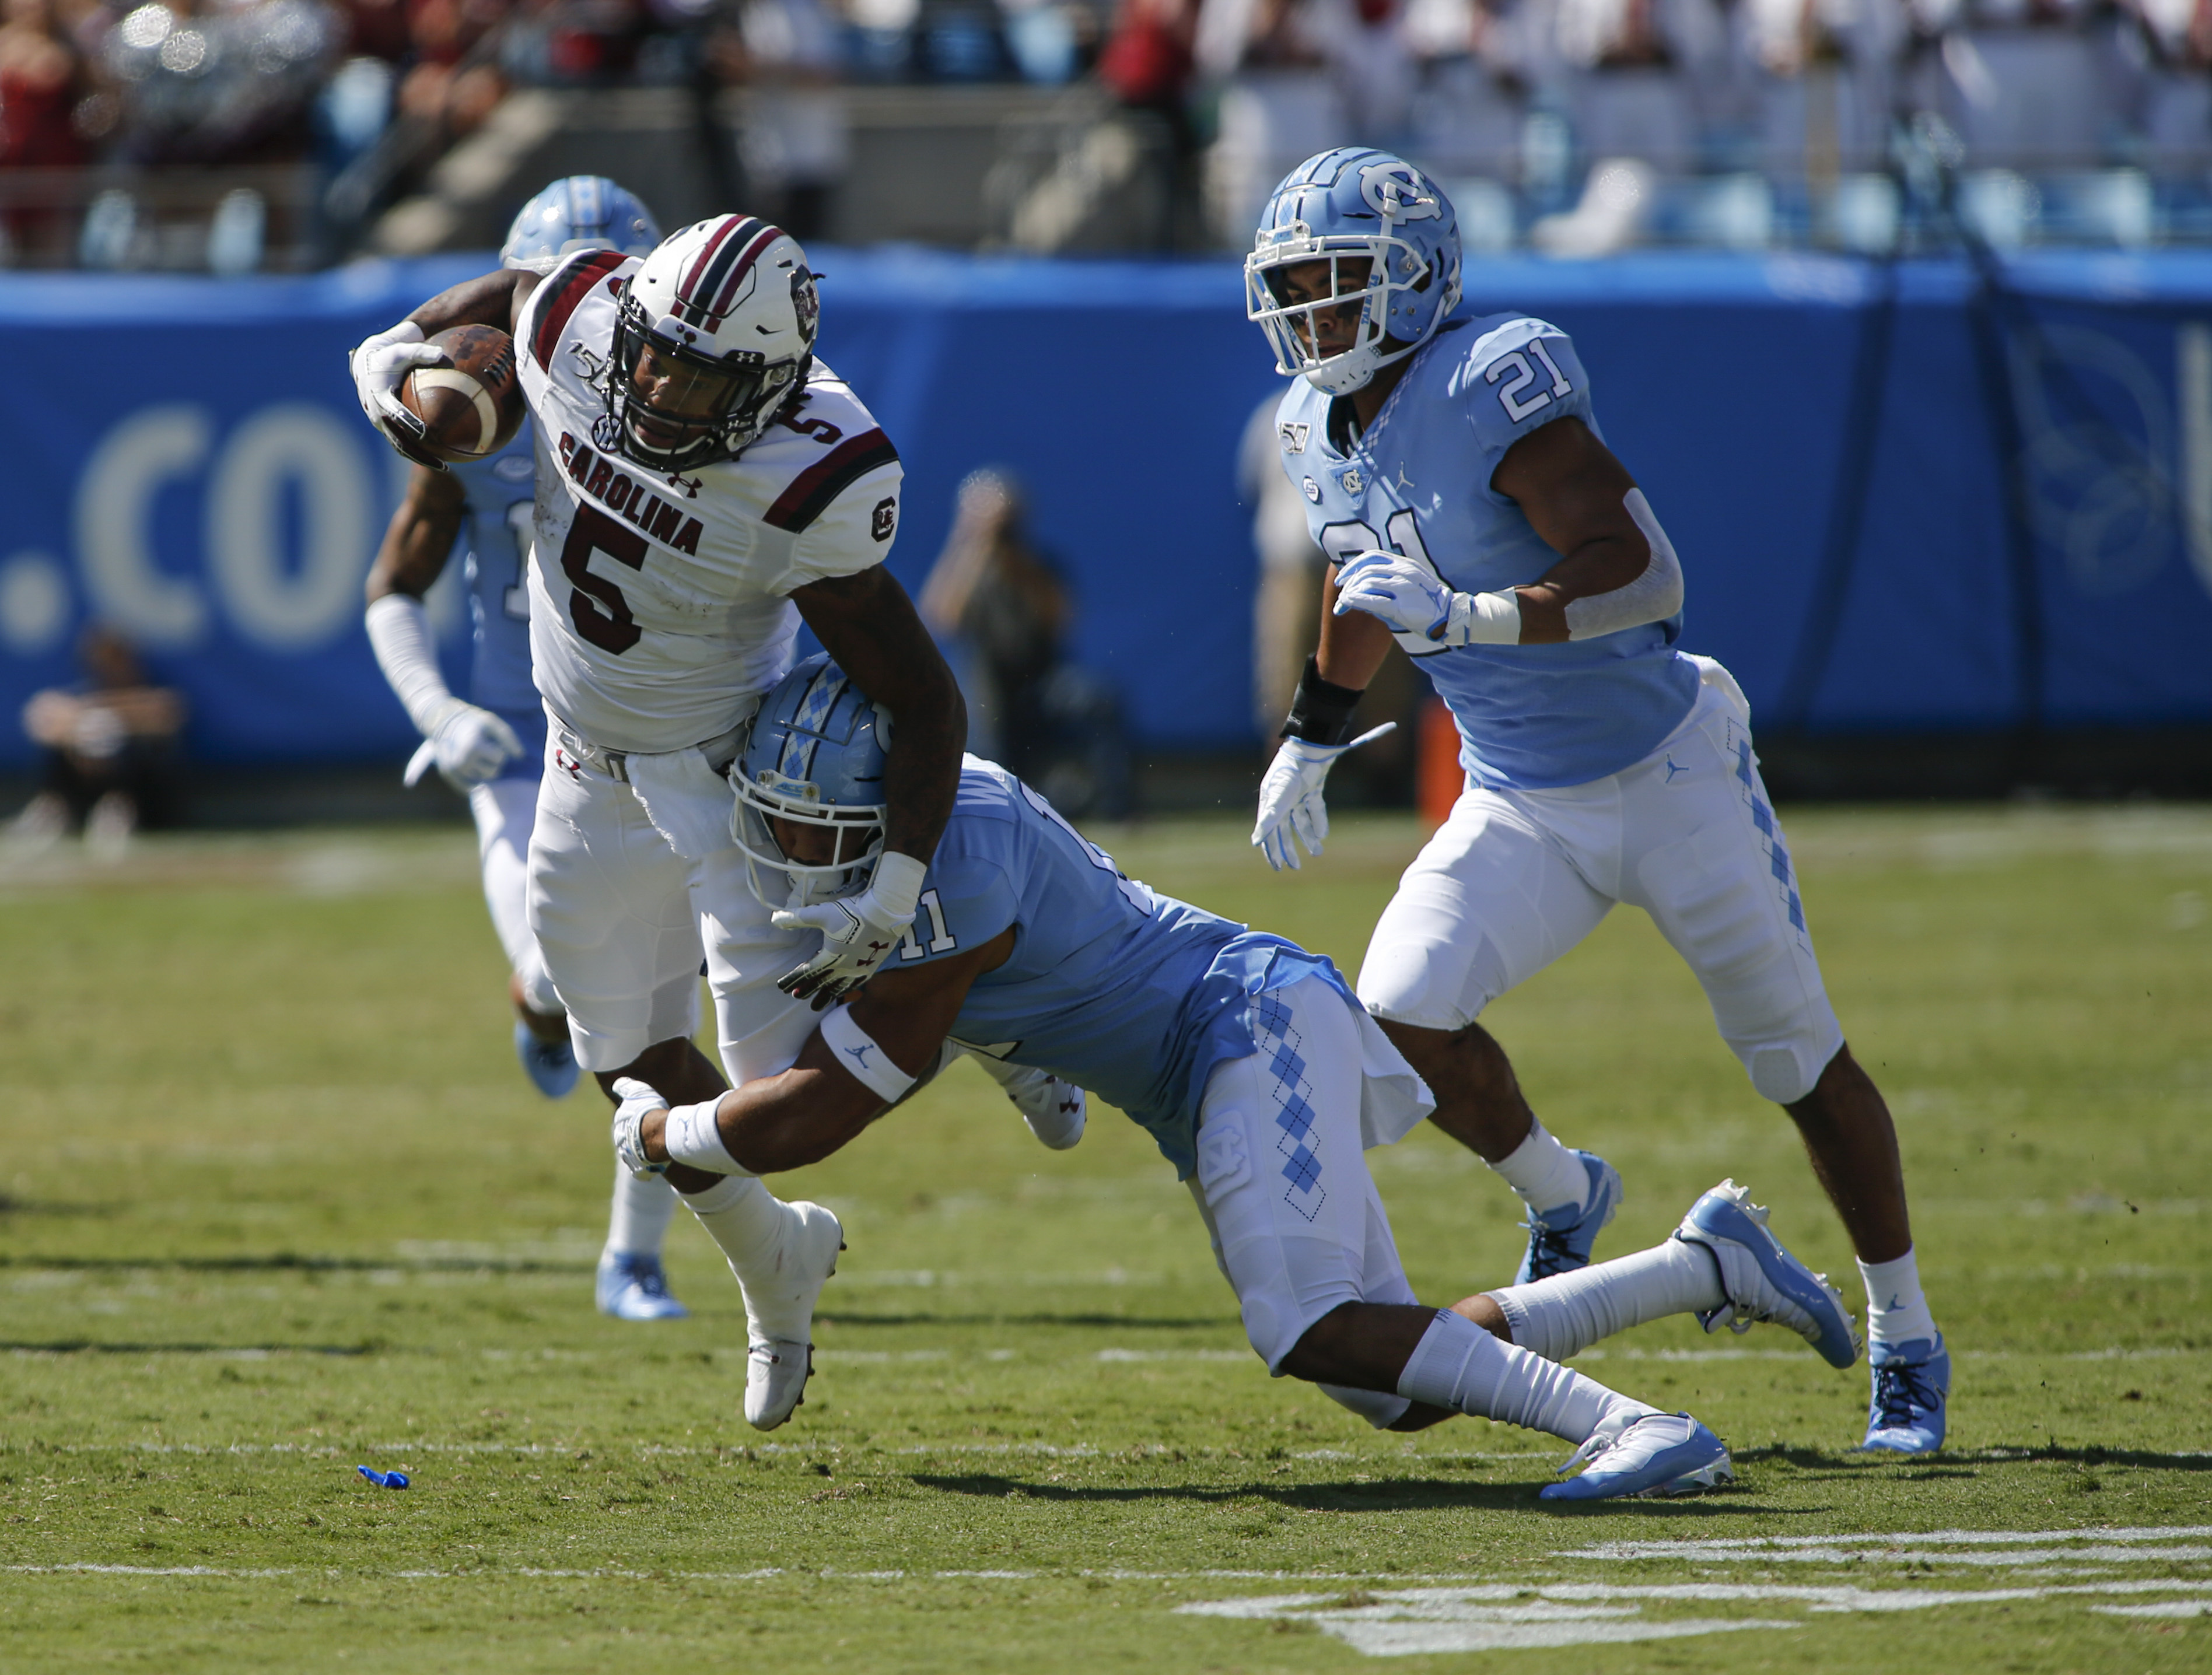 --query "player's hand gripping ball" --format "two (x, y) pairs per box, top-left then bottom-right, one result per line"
(388, 325), (526, 470)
